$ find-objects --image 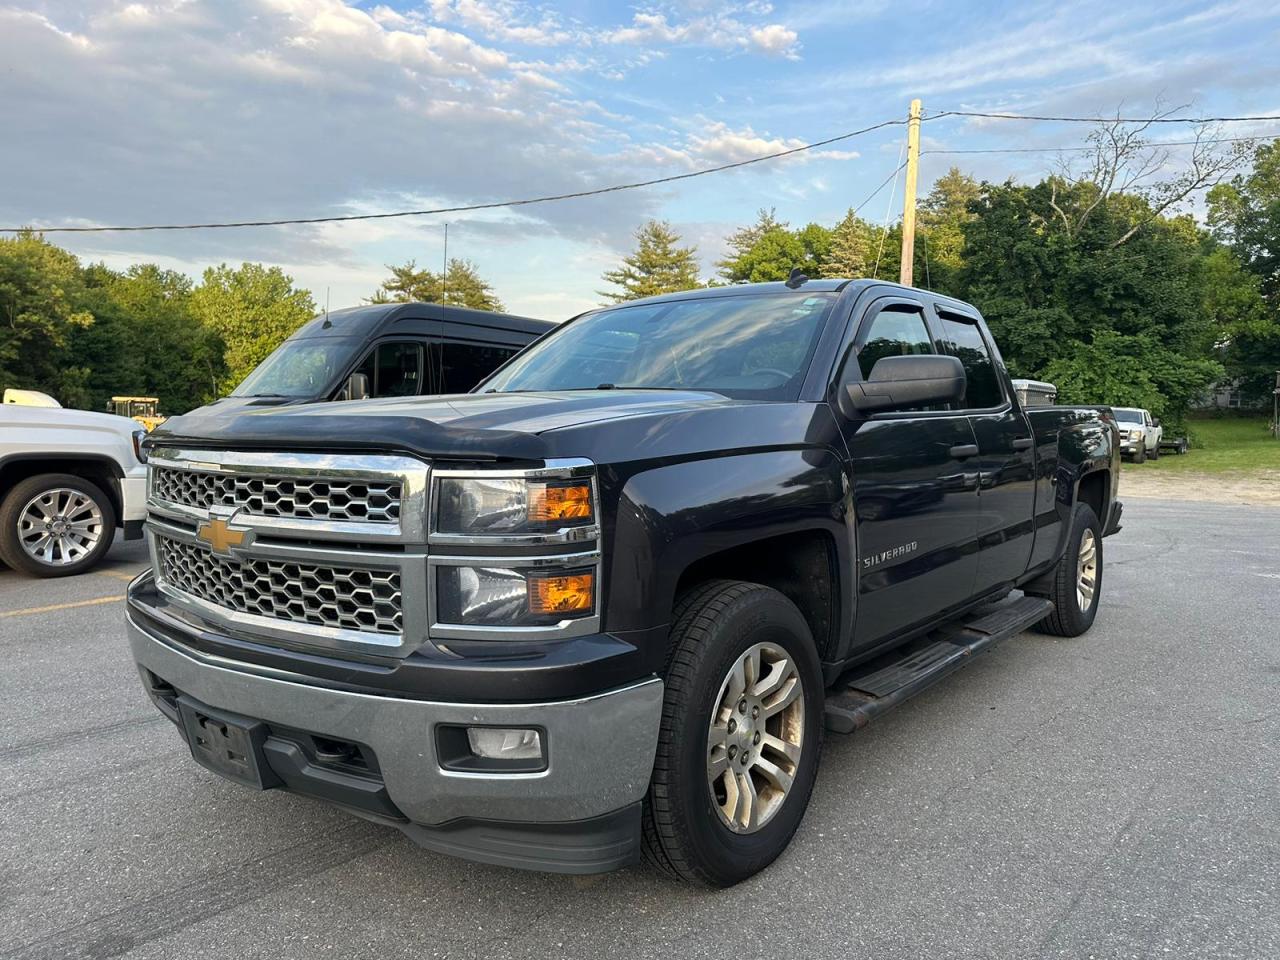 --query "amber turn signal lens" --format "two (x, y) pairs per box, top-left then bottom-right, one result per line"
(527, 572), (595, 615)
(529, 483), (593, 523)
